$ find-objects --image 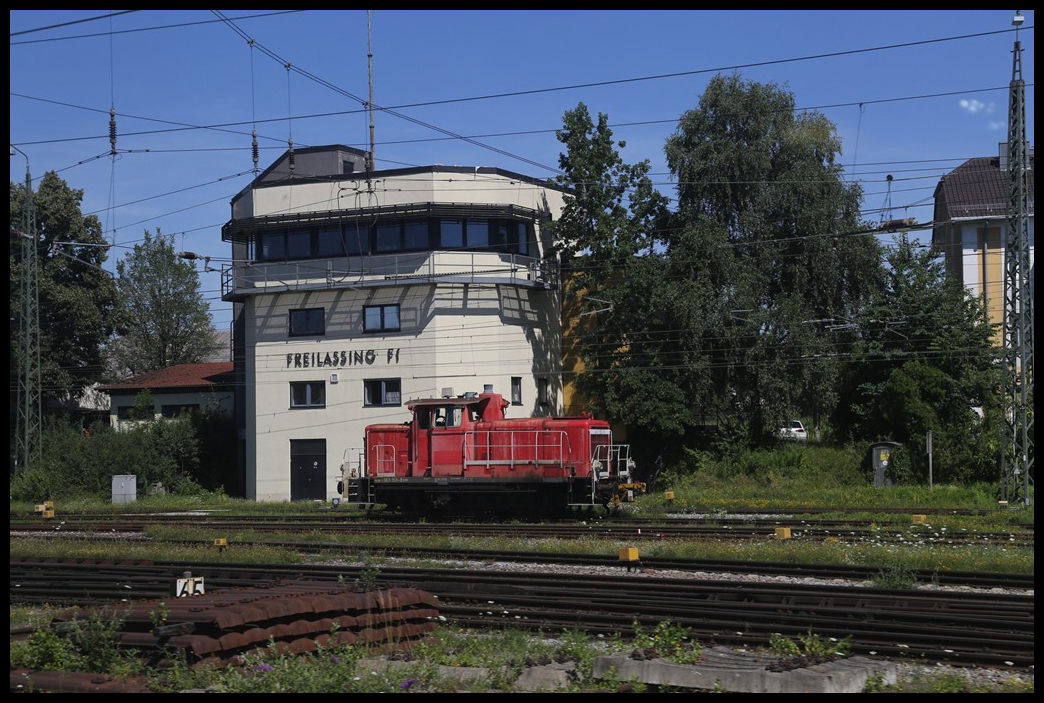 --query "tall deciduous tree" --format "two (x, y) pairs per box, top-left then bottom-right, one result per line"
(663, 73), (881, 441)
(837, 233), (1002, 483)
(9, 171), (118, 413)
(110, 230), (219, 376)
